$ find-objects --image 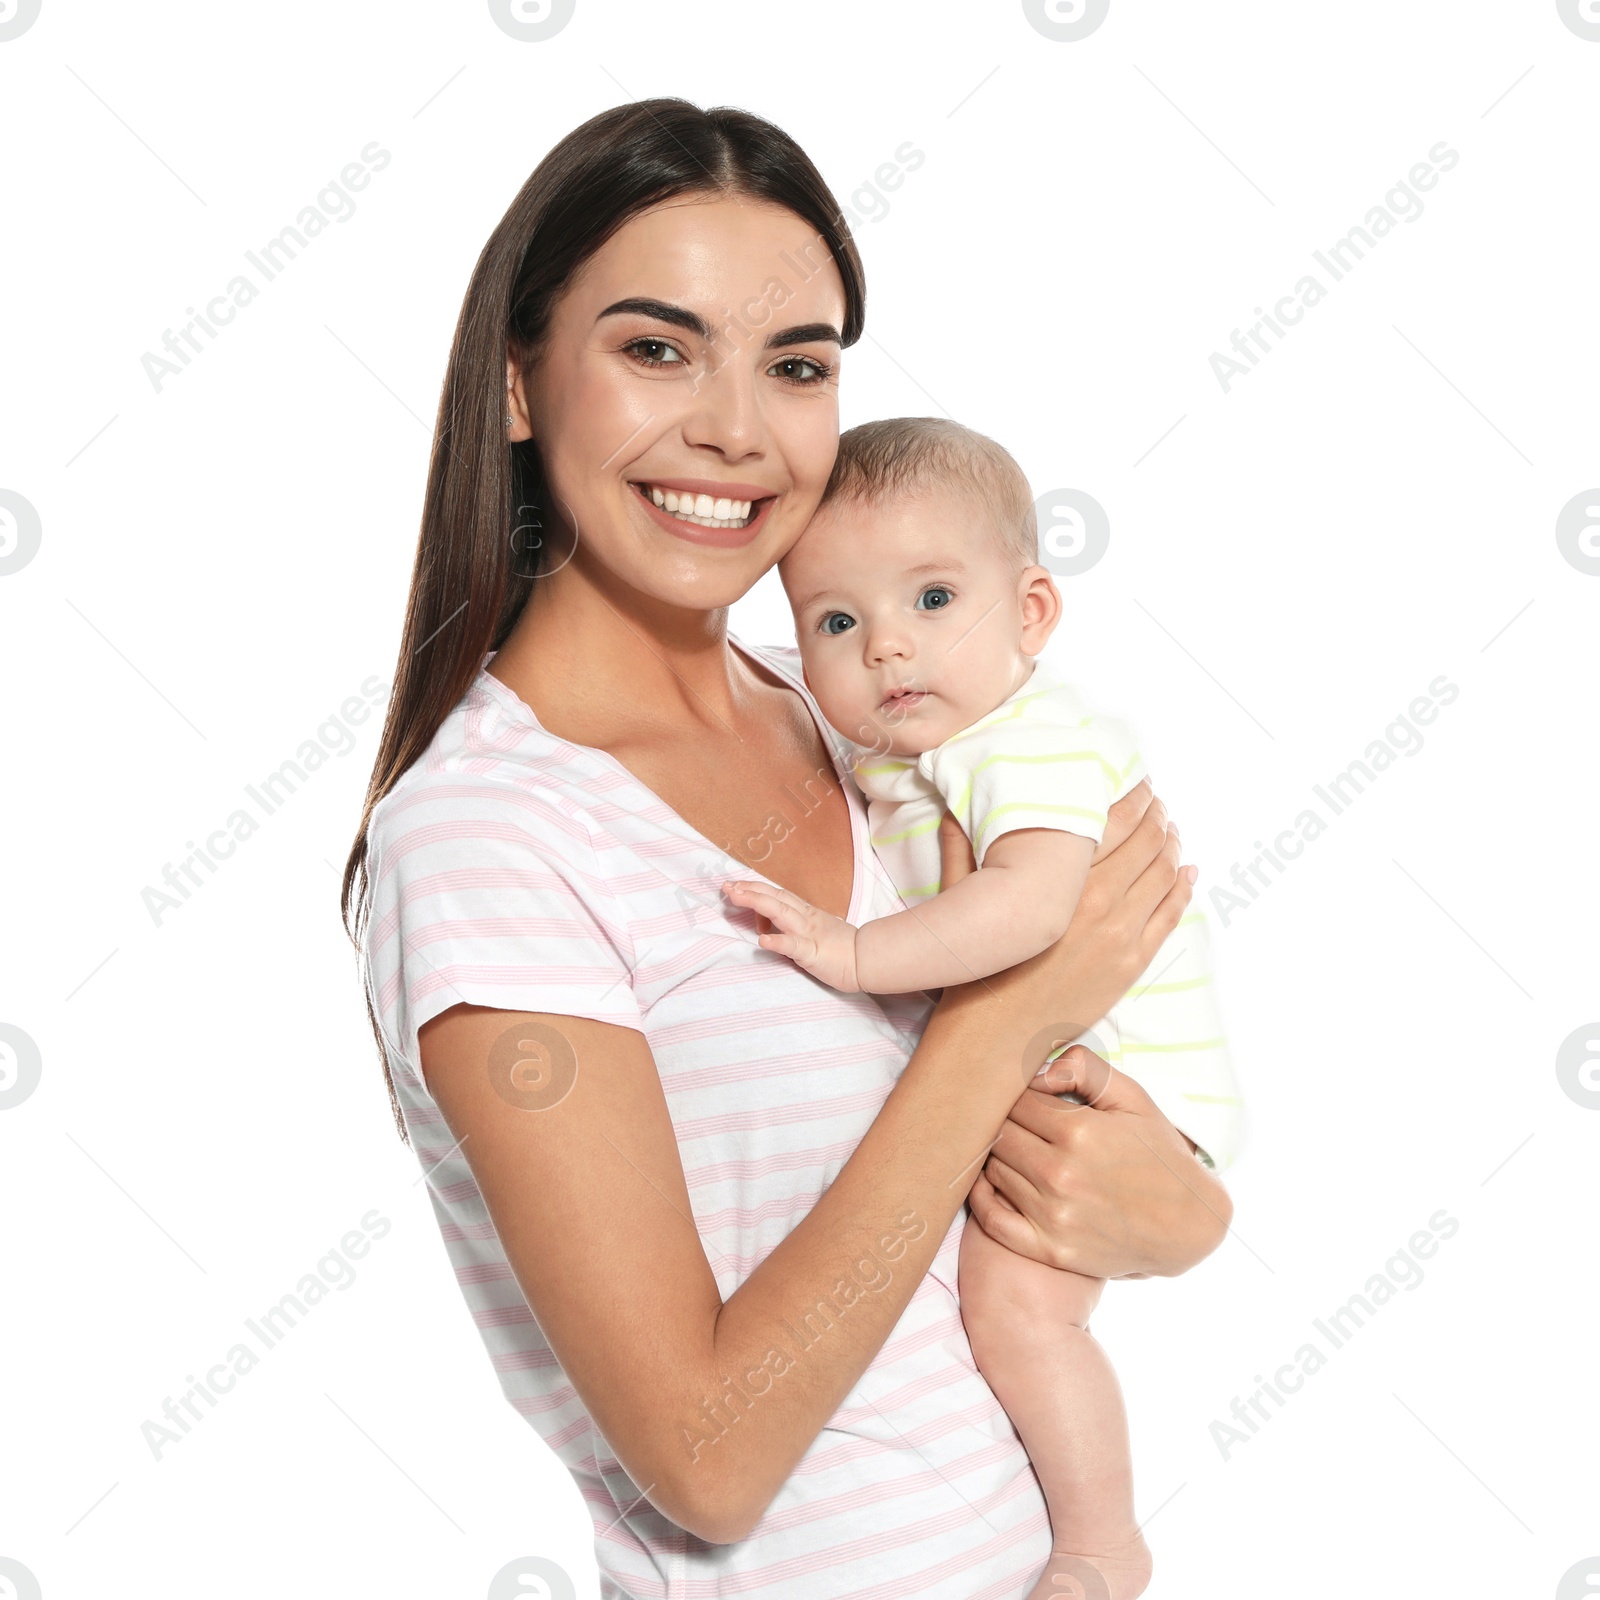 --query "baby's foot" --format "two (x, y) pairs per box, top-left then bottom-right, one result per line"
(1026, 1531), (1152, 1600)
